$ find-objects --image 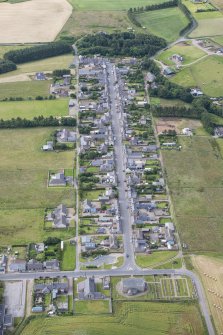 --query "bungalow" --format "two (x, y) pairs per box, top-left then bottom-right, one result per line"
(49, 172), (67, 187)
(48, 204), (69, 229)
(27, 259), (43, 271)
(57, 129), (76, 143)
(83, 200), (97, 214)
(43, 259), (60, 271)
(35, 72), (46, 80)
(122, 278), (146, 295)
(9, 259), (26, 272)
